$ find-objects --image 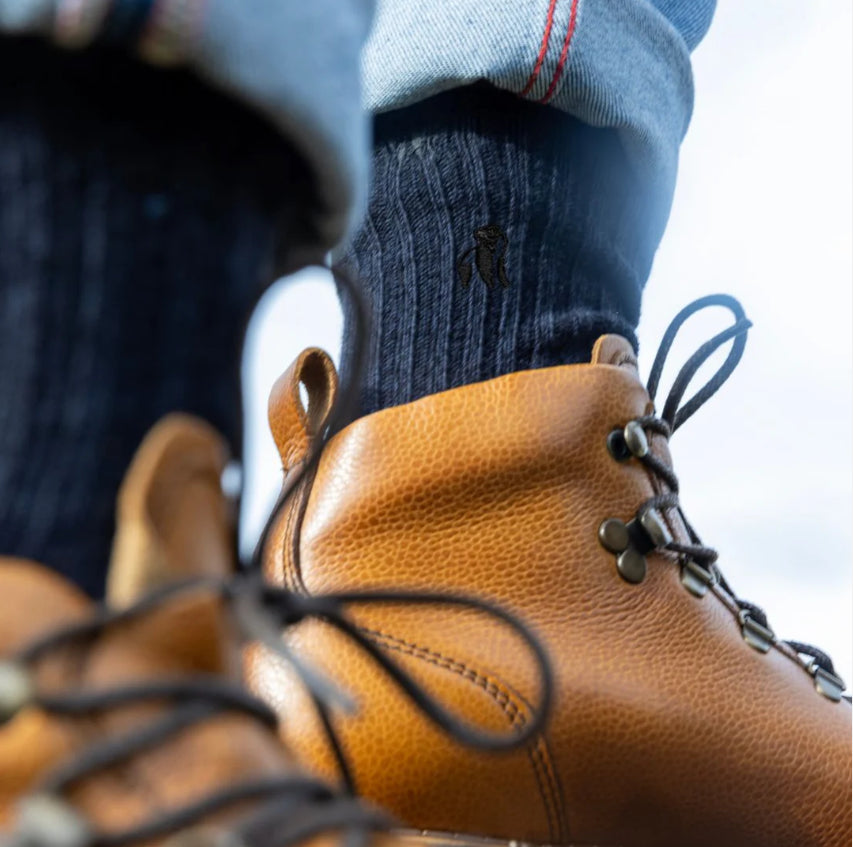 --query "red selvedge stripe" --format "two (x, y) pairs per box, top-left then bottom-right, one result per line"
(540, 0), (579, 104)
(520, 0), (560, 97)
